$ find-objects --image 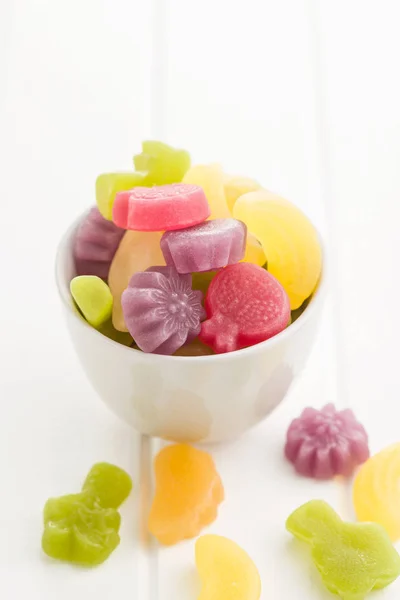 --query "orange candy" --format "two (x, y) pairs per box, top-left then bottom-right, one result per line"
(148, 444), (224, 545)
